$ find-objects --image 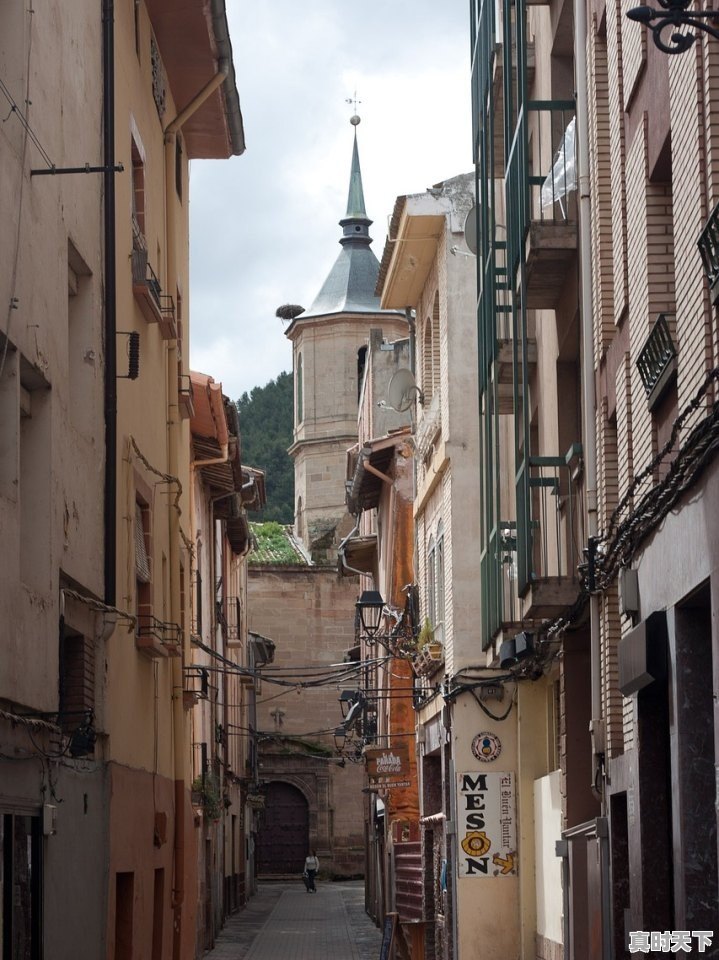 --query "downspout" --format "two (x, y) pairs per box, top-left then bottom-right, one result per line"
(102, 0), (116, 607)
(192, 444), (229, 470)
(574, 0), (603, 804)
(163, 59), (228, 958)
